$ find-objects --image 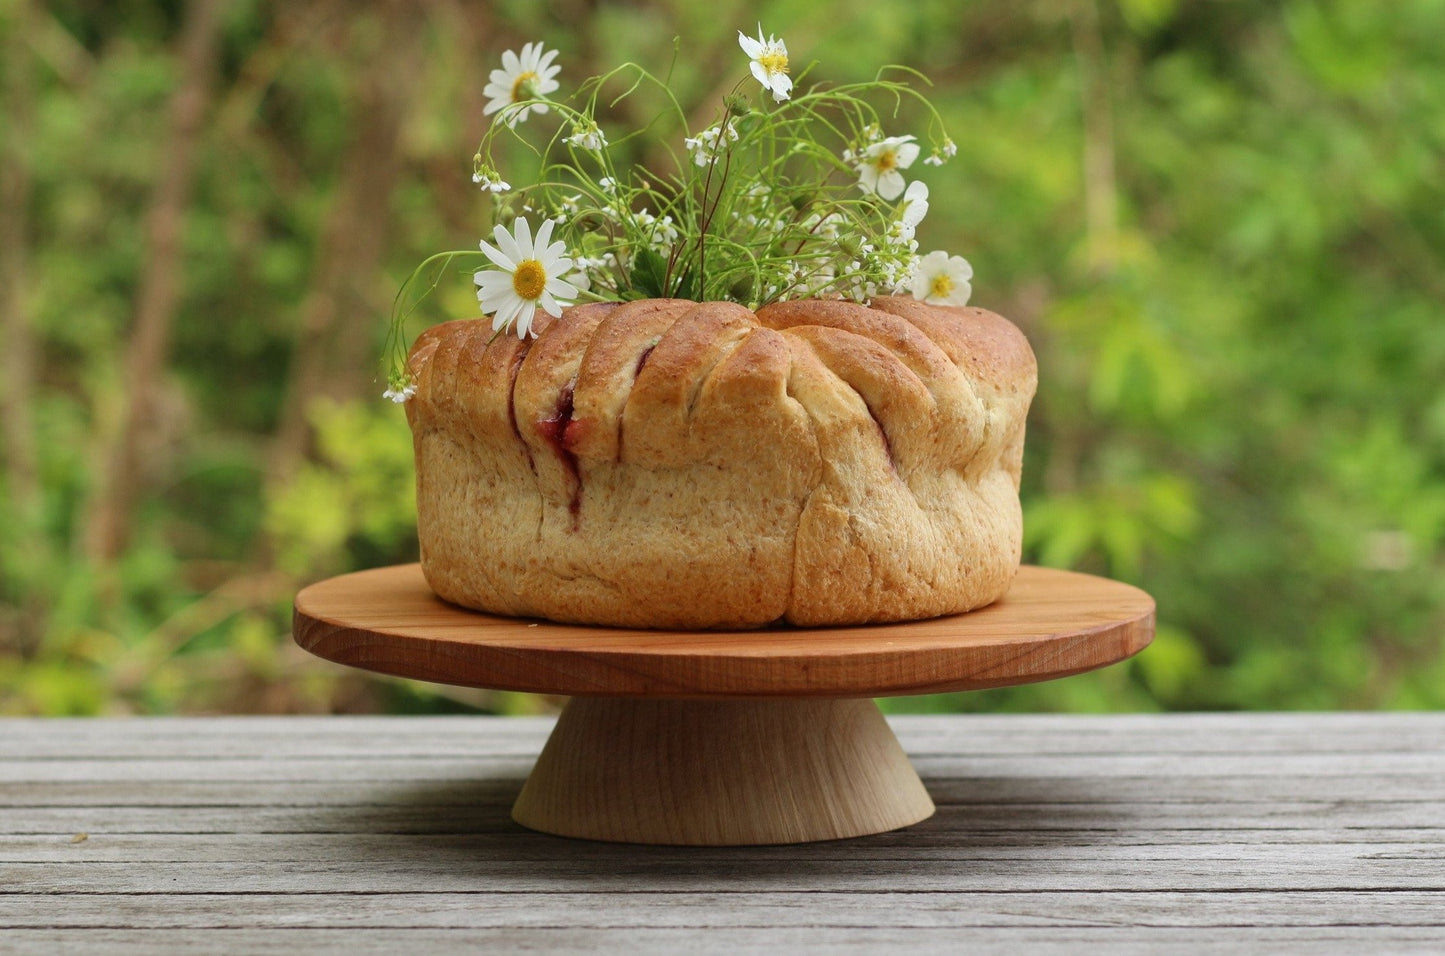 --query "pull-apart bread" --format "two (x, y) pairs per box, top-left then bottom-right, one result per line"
(404, 296), (1036, 629)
